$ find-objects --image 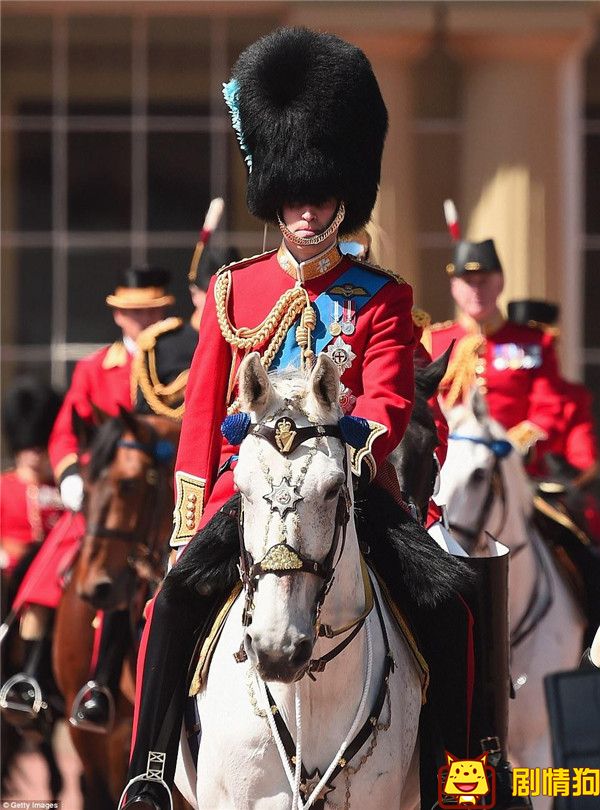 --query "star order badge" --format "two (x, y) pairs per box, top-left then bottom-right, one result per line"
(326, 336), (356, 373)
(263, 477), (304, 517)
